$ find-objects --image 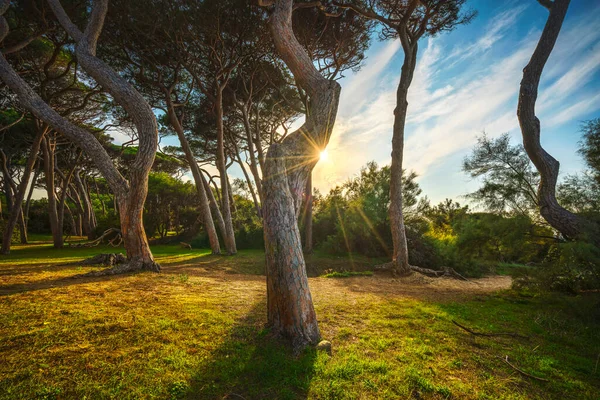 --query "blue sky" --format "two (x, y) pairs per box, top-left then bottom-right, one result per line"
(105, 1), (600, 206)
(311, 0), (600, 205)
